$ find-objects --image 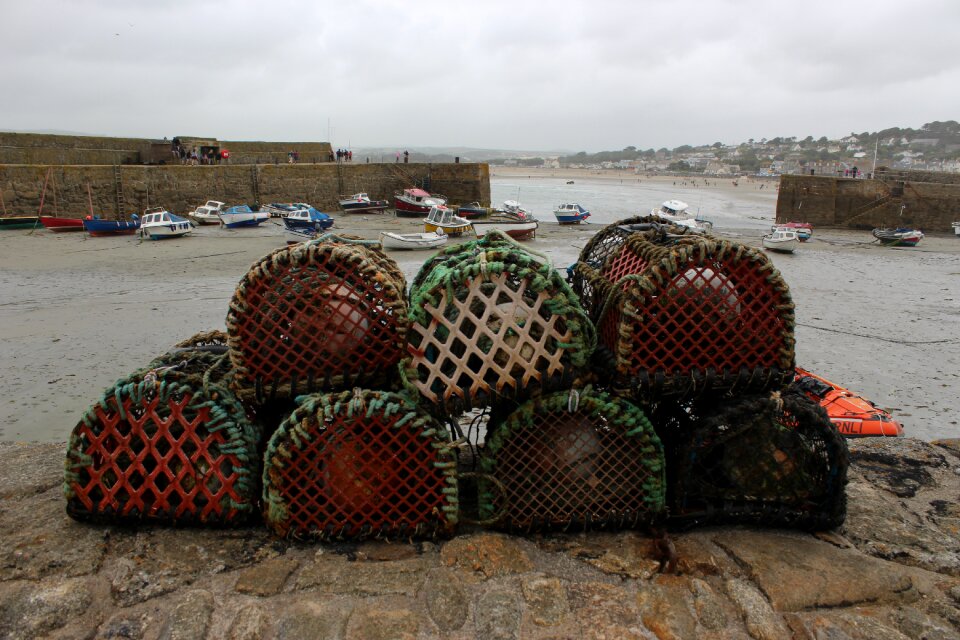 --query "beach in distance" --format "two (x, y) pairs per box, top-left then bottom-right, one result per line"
(0, 170), (957, 443)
